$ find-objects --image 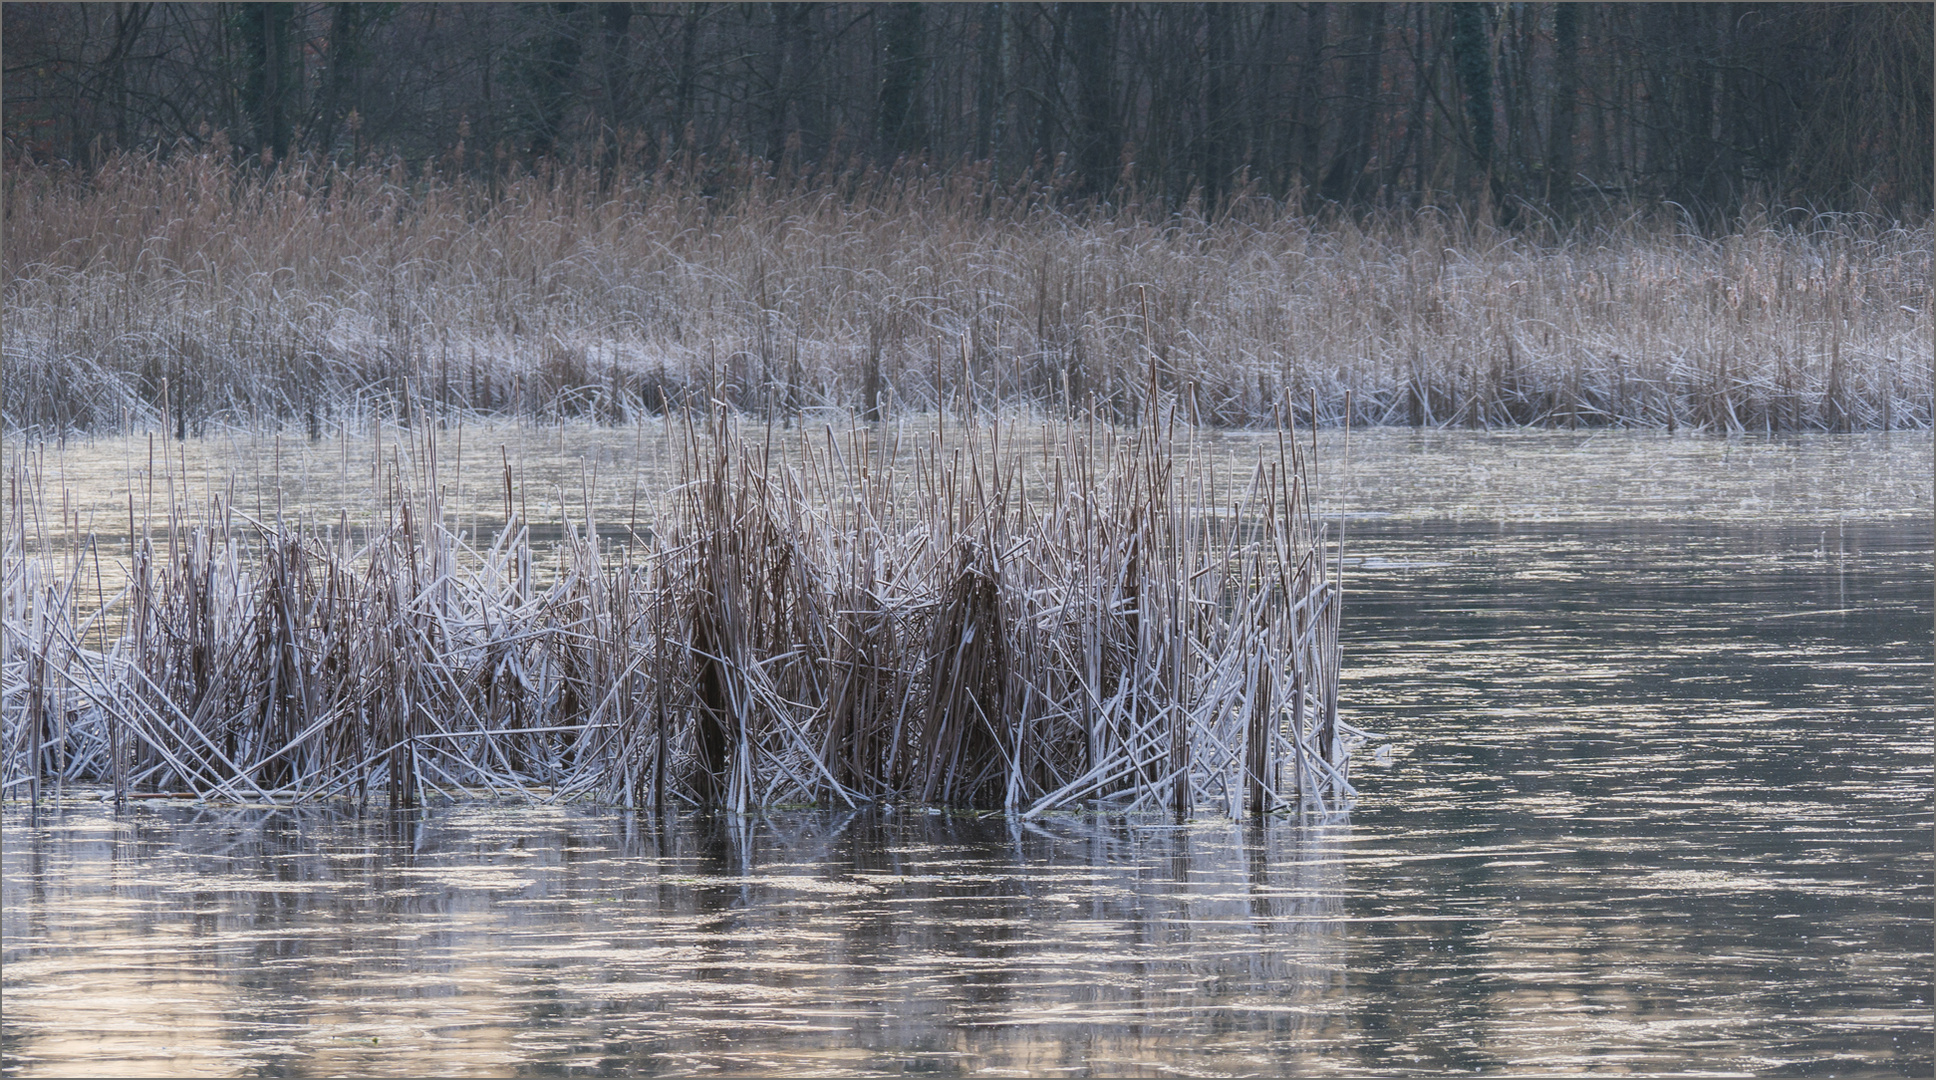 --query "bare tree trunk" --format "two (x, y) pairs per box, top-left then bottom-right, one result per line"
(1546, 1), (1579, 216)
(600, 2), (635, 184)
(1201, 2), (1234, 210)
(762, 2), (810, 164)
(878, 3), (926, 156)
(1677, 3), (1721, 222)
(675, 3), (702, 142)
(1450, 1), (1494, 214)
(239, 2), (295, 163)
(1292, 3), (1328, 195)
(99, 3), (154, 161)
(1320, 2), (1383, 204)
(318, 3), (361, 155)
(1387, 2), (1437, 200)
(1065, 1), (1116, 197)
(1030, 8), (1066, 172)
(528, 3), (586, 162)
(974, 3), (1004, 163)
